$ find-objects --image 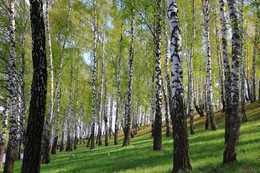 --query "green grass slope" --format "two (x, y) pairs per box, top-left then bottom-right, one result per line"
(7, 100), (260, 172)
